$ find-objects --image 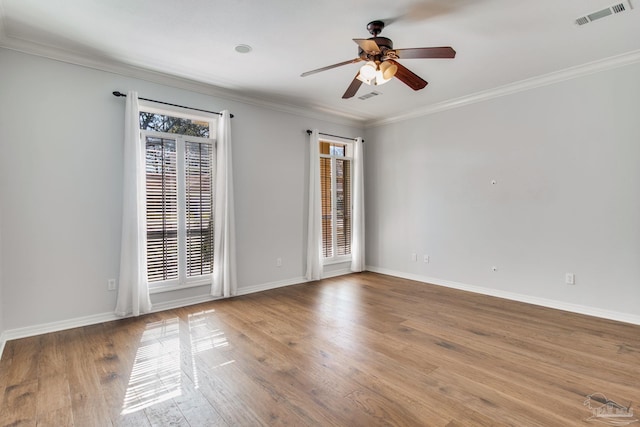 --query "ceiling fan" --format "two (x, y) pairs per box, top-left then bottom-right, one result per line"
(300, 20), (456, 99)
